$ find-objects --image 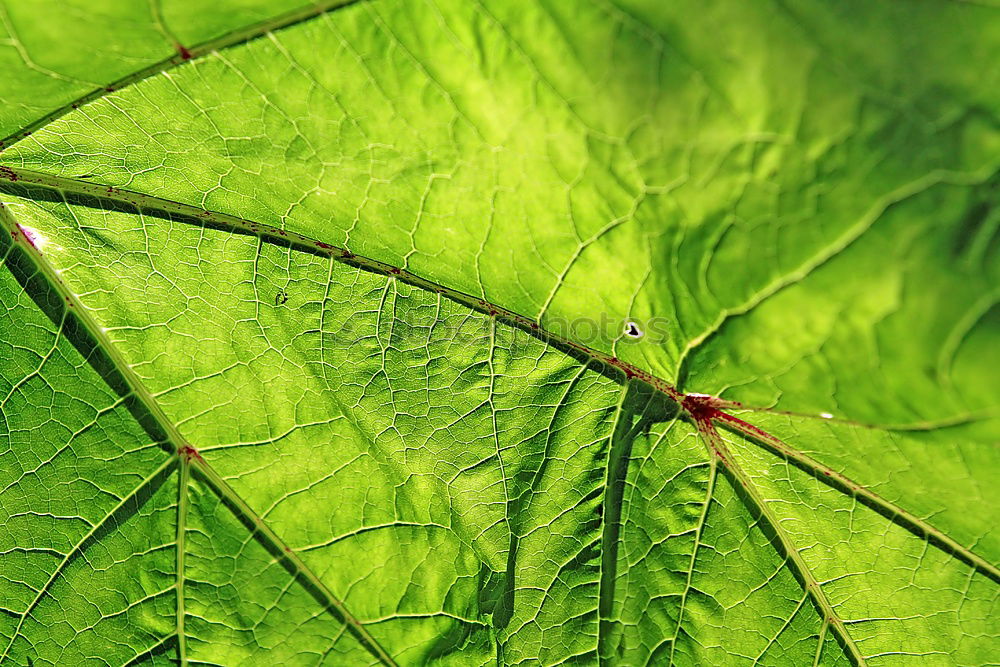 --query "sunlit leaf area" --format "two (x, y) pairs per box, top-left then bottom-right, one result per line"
(1, 1), (997, 665)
